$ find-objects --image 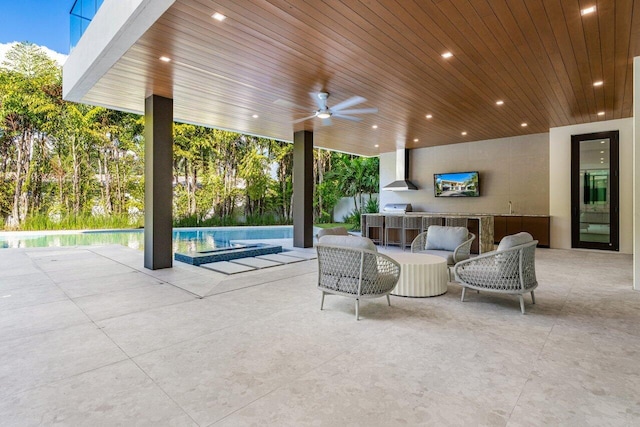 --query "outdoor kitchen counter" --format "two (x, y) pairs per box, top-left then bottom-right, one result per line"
(362, 213), (494, 254)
